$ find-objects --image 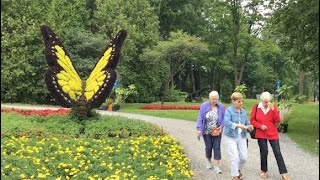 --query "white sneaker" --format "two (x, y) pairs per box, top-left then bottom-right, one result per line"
(213, 165), (222, 174)
(206, 161), (212, 169)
